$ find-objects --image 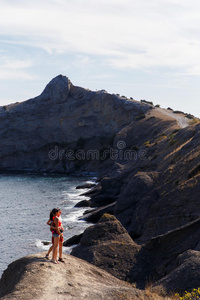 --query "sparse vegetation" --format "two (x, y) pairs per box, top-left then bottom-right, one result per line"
(145, 283), (174, 299)
(173, 110), (185, 114)
(161, 191), (166, 196)
(185, 113), (194, 119)
(141, 99), (154, 106)
(144, 141), (150, 147)
(155, 104), (160, 108)
(131, 145), (139, 151)
(174, 288), (200, 299)
(189, 118), (200, 125)
(169, 139), (177, 146)
(168, 133), (178, 146)
(135, 114), (146, 121)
